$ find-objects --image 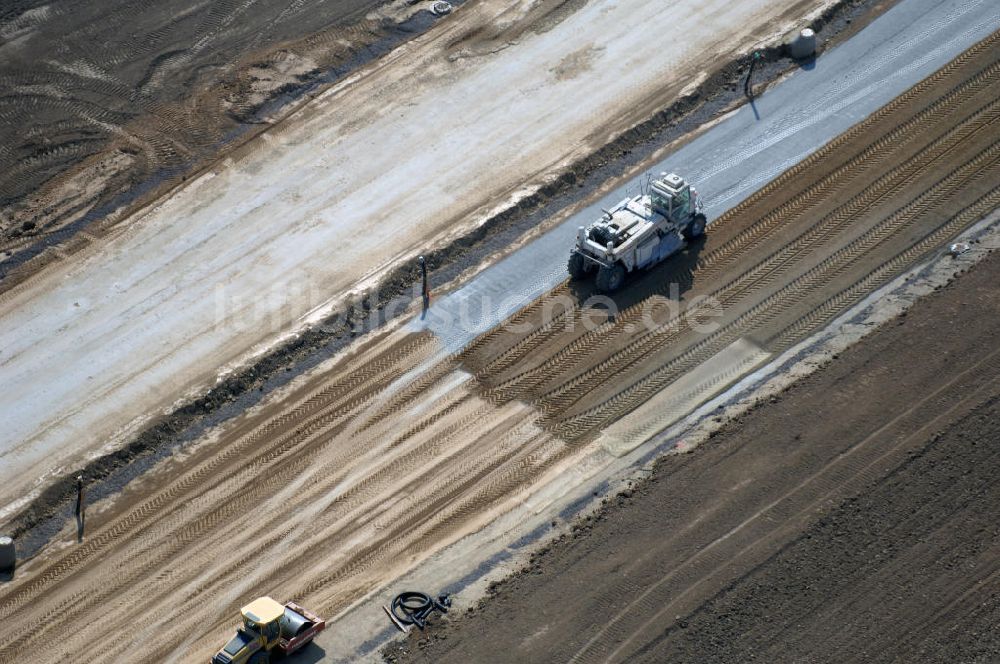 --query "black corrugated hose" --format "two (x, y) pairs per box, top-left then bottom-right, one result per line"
(389, 591), (452, 630)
